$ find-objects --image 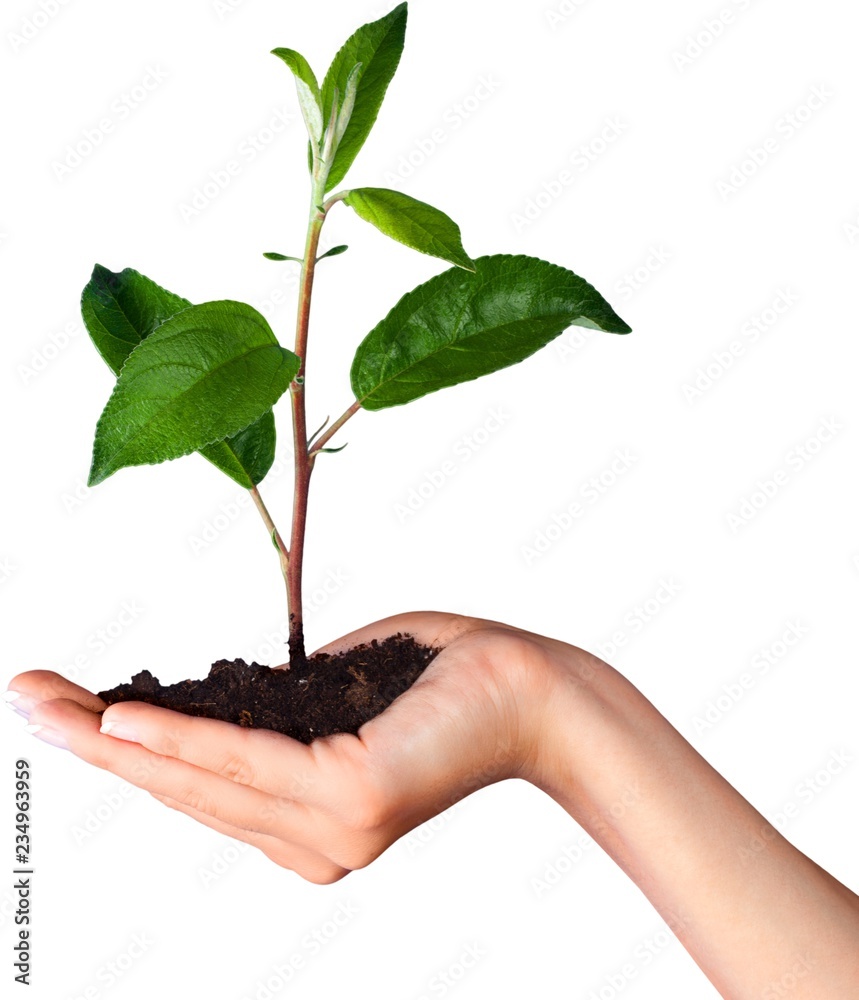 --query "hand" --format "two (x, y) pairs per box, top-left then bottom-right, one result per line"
(9, 611), (859, 995)
(6, 611), (568, 882)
